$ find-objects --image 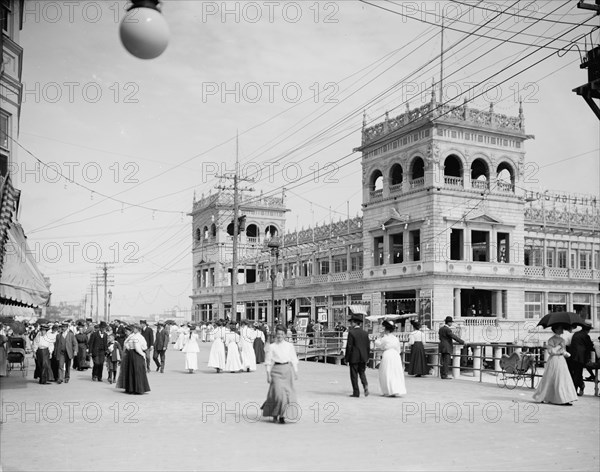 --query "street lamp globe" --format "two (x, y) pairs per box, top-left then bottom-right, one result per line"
(119, 1), (169, 60)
